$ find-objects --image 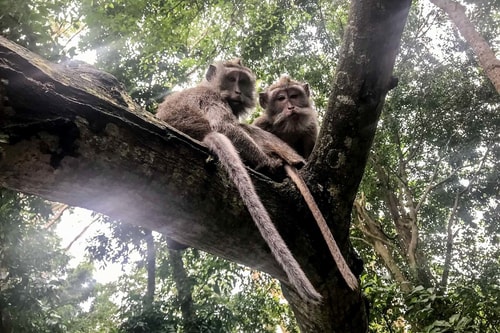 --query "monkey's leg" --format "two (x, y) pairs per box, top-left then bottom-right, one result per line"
(219, 124), (282, 171)
(284, 164), (359, 290)
(203, 132), (322, 303)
